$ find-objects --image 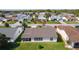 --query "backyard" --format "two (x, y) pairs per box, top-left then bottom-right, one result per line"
(15, 42), (69, 50)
